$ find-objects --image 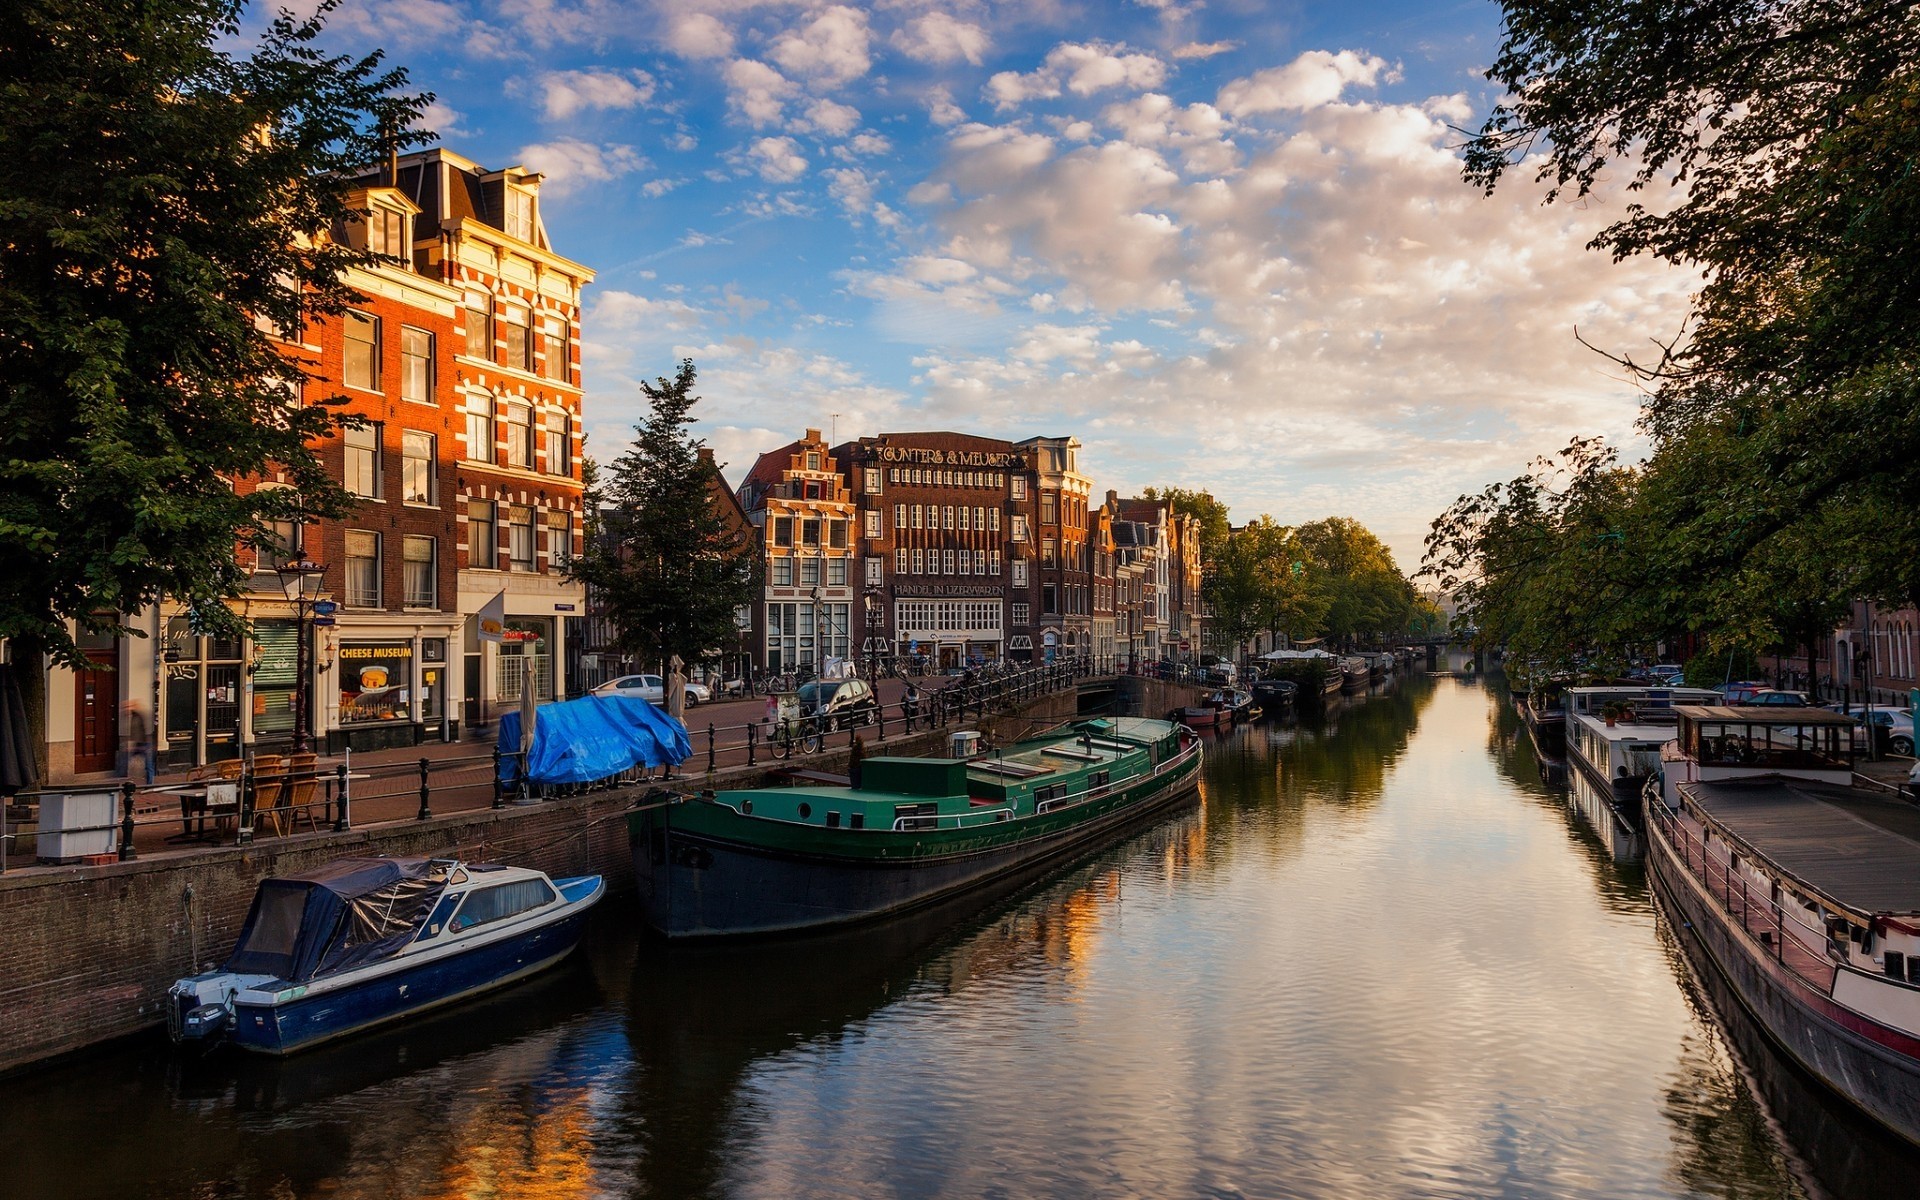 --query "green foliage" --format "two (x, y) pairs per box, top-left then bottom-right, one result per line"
(1451, 0), (1920, 660)
(1682, 646), (1762, 691)
(1207, 516), (1333, 651)
(1460, 0), (1920, 650)
(0, 0), (430, 665)
(1421, 438), (1664, 671)
(1295, 517), (1415, 644)
(569, 360), (758, 673)
(1140, 486), (1231, 573)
